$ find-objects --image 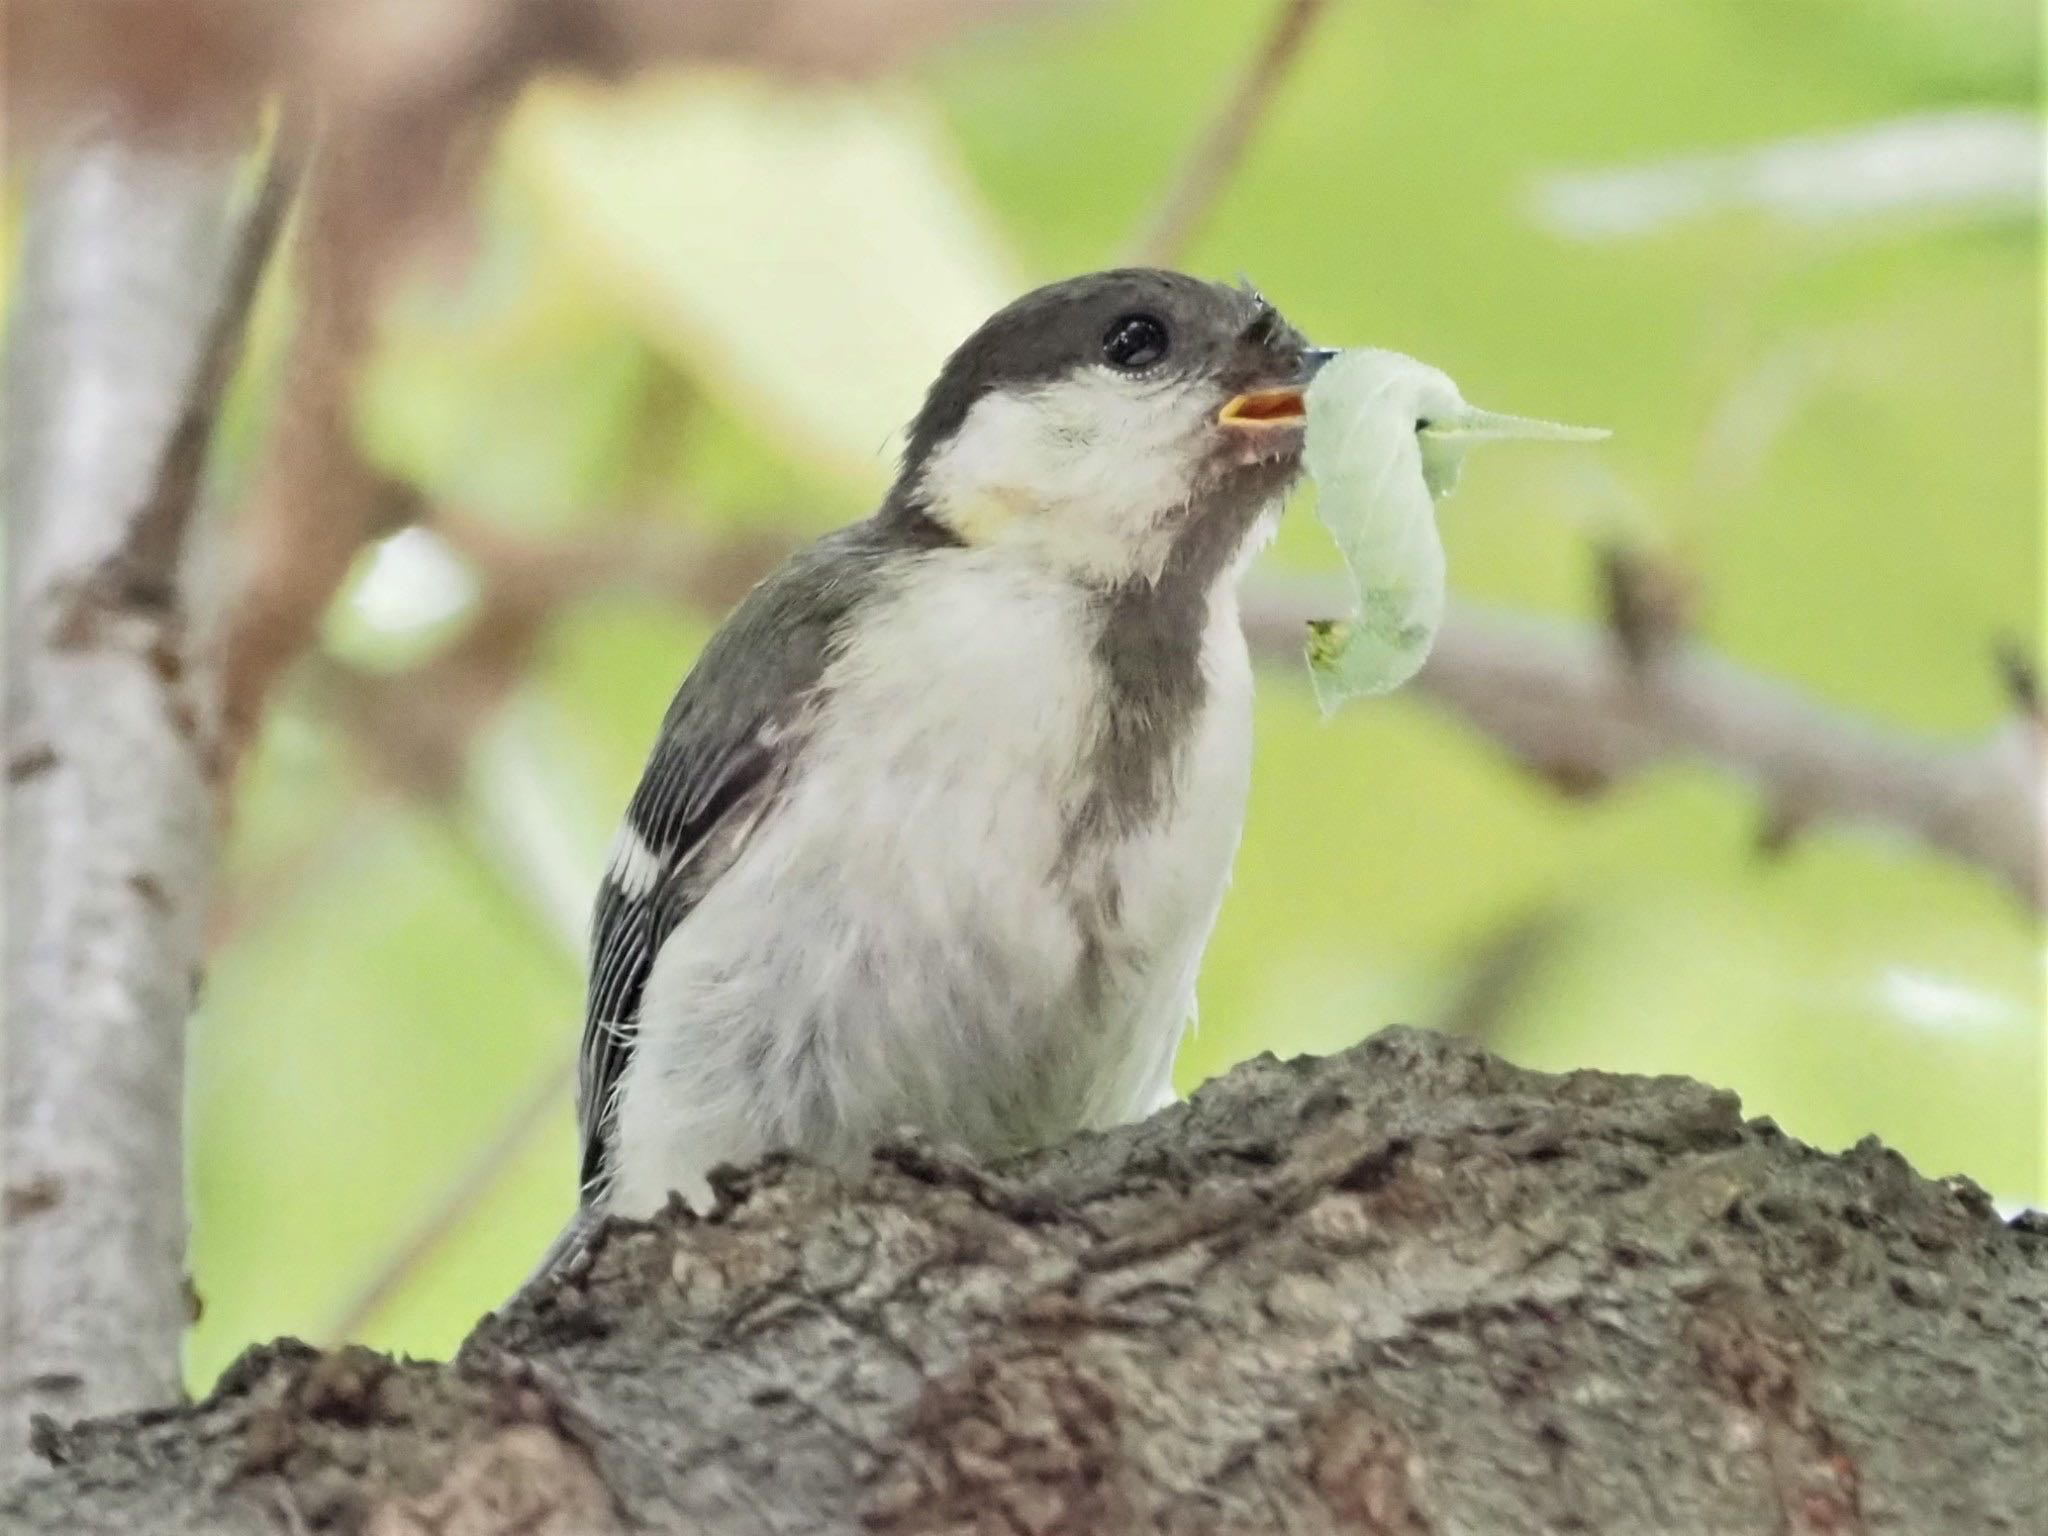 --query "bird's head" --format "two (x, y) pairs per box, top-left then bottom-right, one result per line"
(894, 269), (1330, 586)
